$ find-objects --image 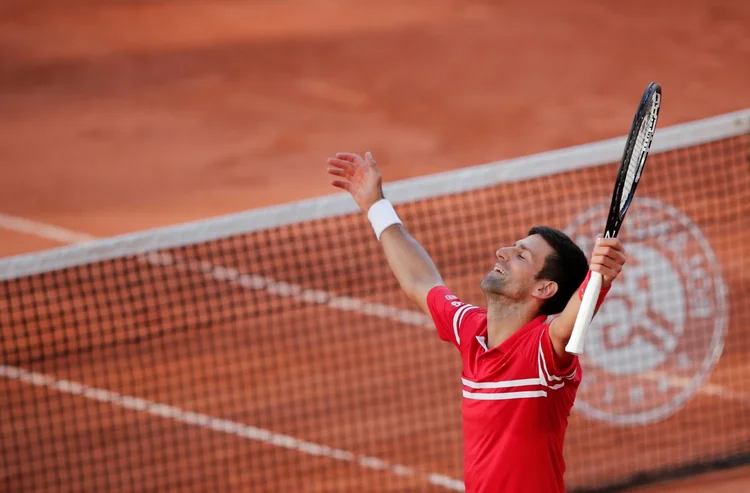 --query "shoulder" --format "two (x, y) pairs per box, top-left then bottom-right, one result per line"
(425, 286), (486, 347)
(427, 286), (486, 318)
(427, 285), (459, 305)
